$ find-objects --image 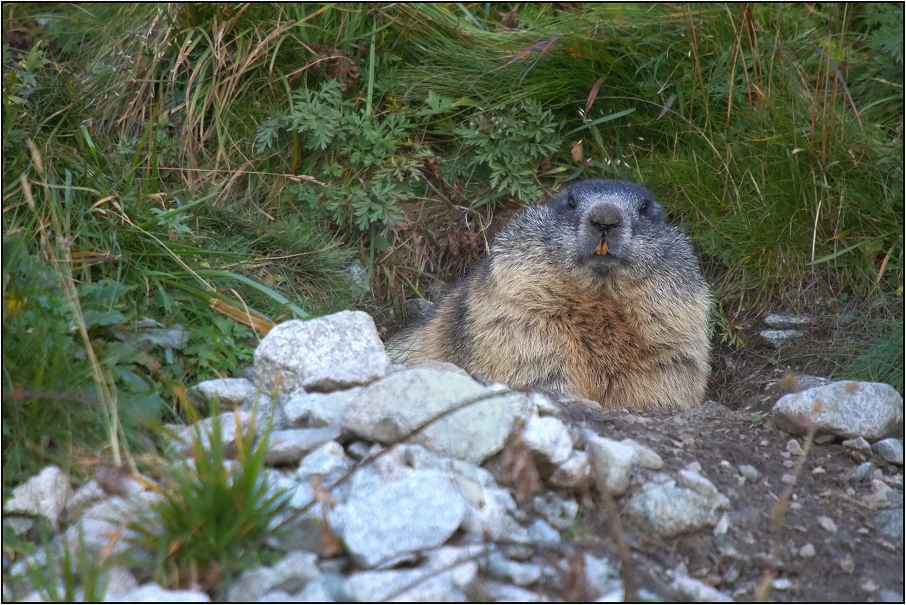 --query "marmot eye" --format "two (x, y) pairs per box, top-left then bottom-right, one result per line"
(639, 200), (650, 215)
(567, 193), (576, 209)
